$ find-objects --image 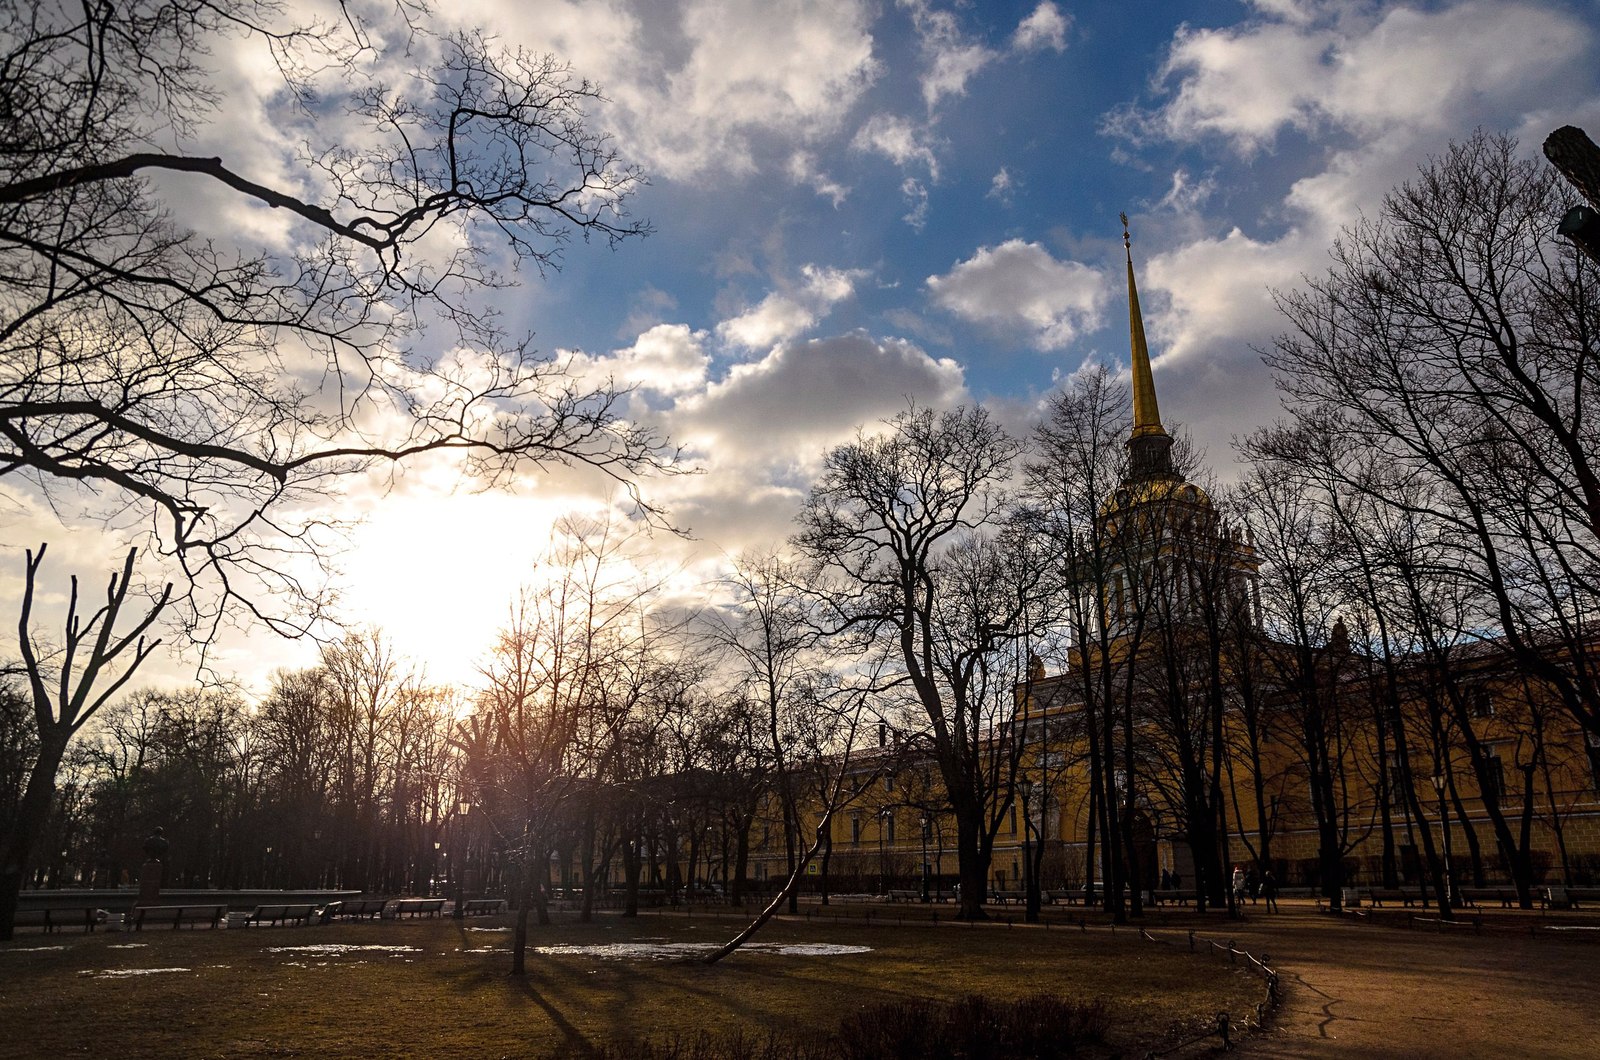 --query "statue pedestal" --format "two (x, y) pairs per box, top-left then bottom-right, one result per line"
(137, 860), (162, 904)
